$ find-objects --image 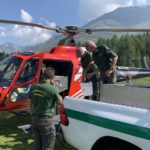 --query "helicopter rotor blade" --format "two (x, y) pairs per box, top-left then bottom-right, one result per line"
(1, 19), (150, 35)
(79, 28), (150, 34)
(57, 28), (150, 35)
(0, 19), (65, 33)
